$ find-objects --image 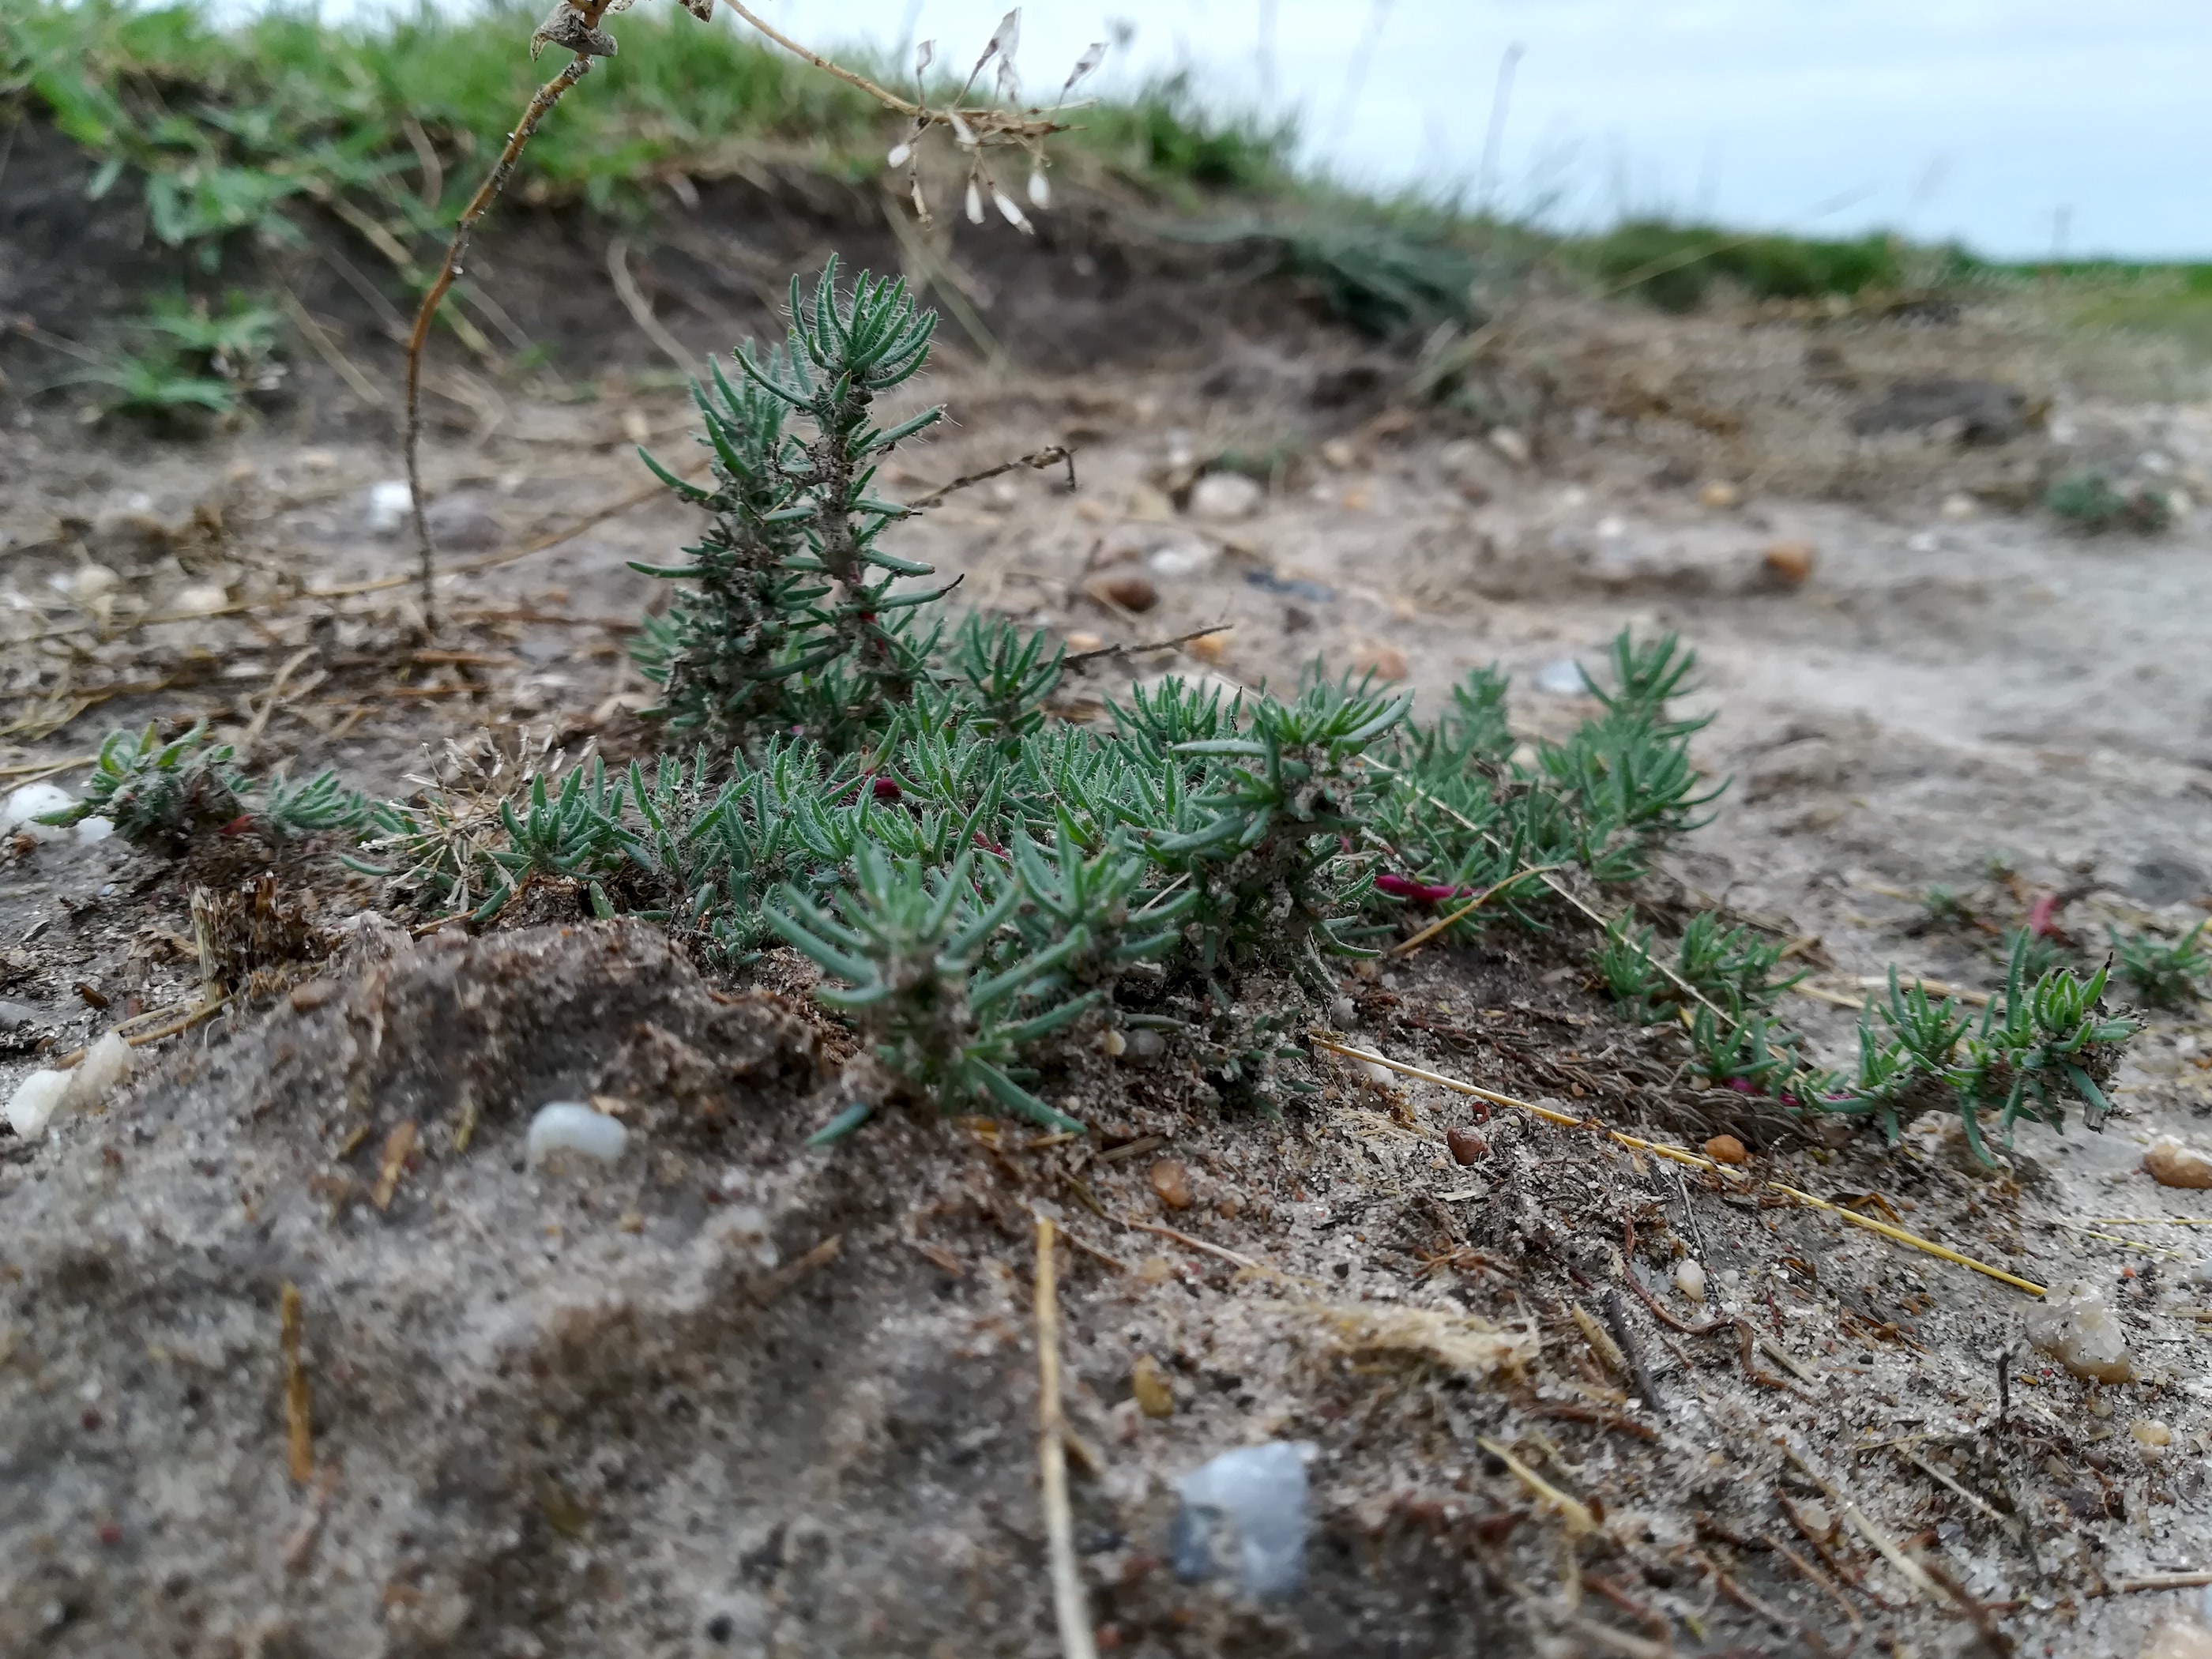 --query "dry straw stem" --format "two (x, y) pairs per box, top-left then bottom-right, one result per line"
(1032, 1217), (1098, 1659)
(1312, 1036), (2049, 1298)
(1475, 1435), (1597, 1535)
(280, 1281), (314, 1484)
(1390, 864), (1565, 958)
